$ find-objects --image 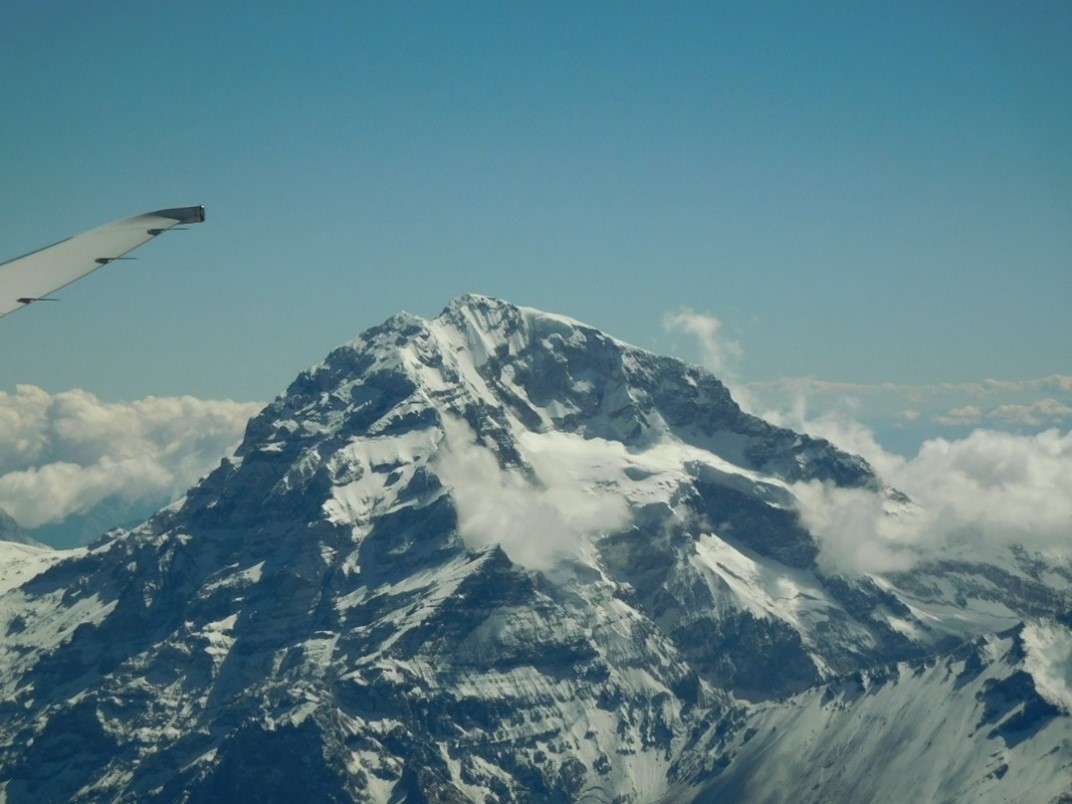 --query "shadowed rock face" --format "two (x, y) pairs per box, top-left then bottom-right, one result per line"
(0, 507), (40, 547)
(0, 296), (1069, 803)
